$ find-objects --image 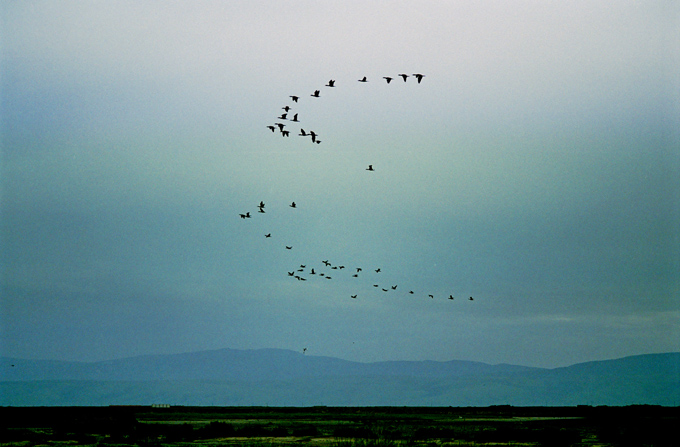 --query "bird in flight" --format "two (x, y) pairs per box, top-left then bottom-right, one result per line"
(391, 285), (397, 290)
(326, 80), (335, 87)
(278, 113), (287, 120)
(266, 125), (276, 132)
(311, 90), (320, 97)
(366, 165), (374, 171)
(282, 106), (291, 112)
(276, 123), (285, 131)
(291, 113), (299, 122)
(469, 297), (474, 301)
(398, 73), (409, 82)
(429, 294), (434, 299)
(285, 246), (293, 250)
(309, 131), (318, 143)
(358, 76), (368, 82)
(265, 233), (271, 238)
(375, 268), (381, 273)
(413, 73), (425, 83)
(409, 291), (414, 294)
(290, 95), (299, 102)
(290, 202), (296, 208)
(448, 295), (454, 300)
(281, 130), (290, 137)
(351, 294), (357, 299)
(383, 76), (393, 84)
(299, 129), (307, 136)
